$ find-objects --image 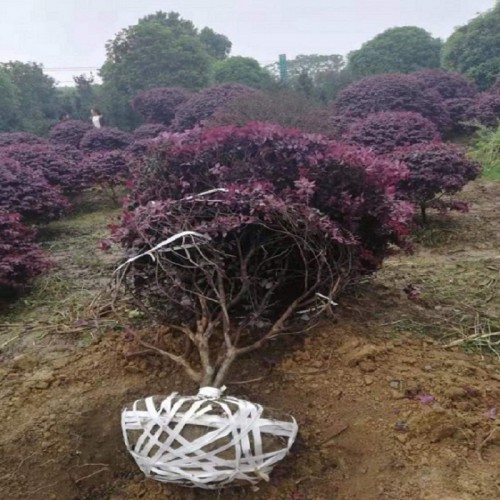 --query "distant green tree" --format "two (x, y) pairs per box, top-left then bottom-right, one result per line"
(266, 54), (347, 102)
(1, 62), (59, 134)
(214, 57), (272, 88)
(200, 27), (232, 60)
(100, 12), (212, 94)
(442, 4), (500, 89)
(314, 68), (356, 103)
(347, 27), (442, 78)
(294, 70), (315, 97)
(0, 68), (19, 132)
(72, 74), (96, 120)
(266, 54), (344, 81)
(100, 11), (229, 128)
